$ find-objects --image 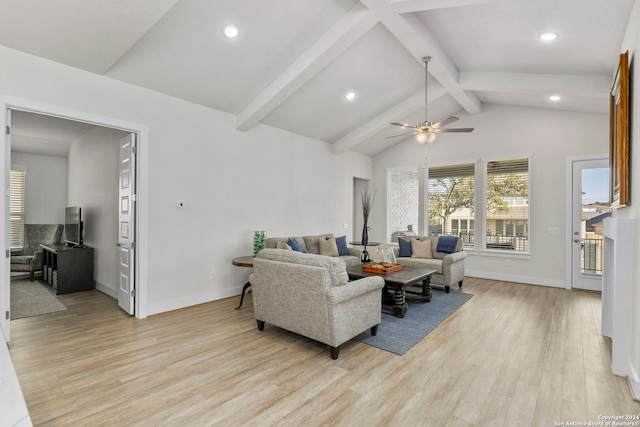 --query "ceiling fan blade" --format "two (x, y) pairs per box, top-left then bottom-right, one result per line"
(433, 127), (474, 133)
(384, 132), (419, 139)
(390, 122), (417, 130)
(433, 116), (459, 128)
